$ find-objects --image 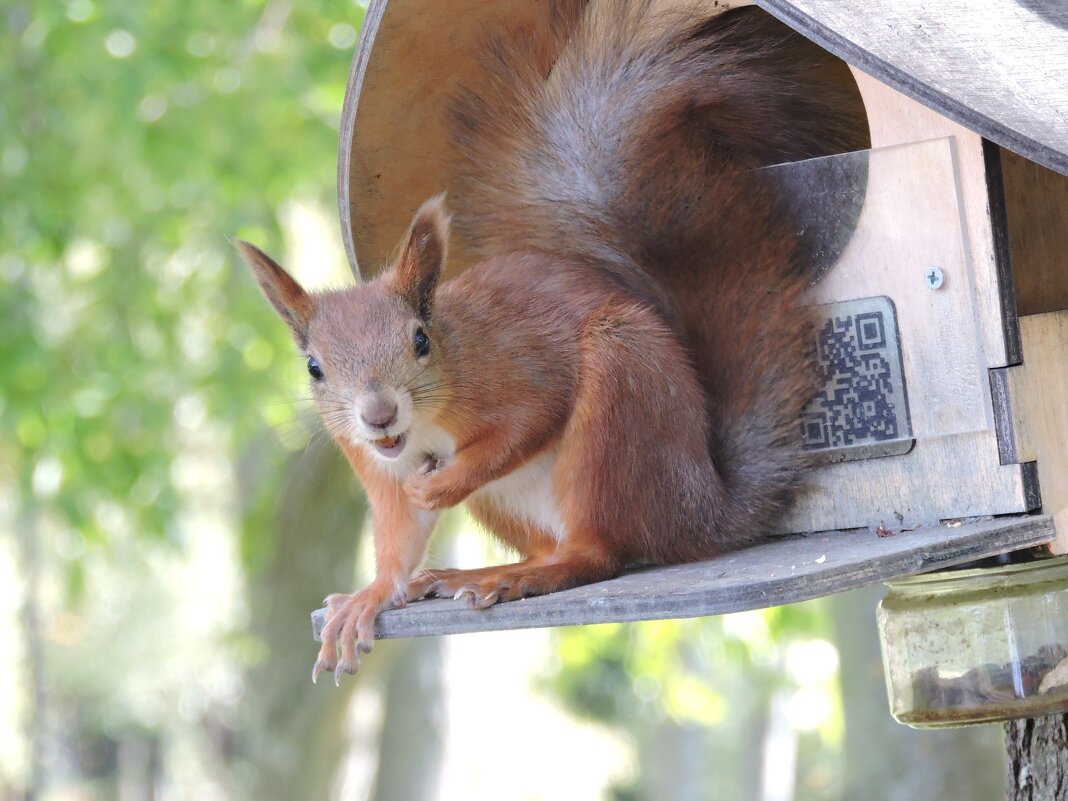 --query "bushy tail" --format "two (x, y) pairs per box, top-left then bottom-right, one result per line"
(450, 1), (867, 542)
(450, 2), (865, 276)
